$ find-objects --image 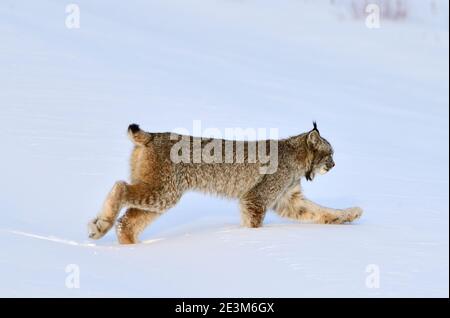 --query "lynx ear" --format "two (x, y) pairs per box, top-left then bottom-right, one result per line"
(307, 130), (321, 148)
